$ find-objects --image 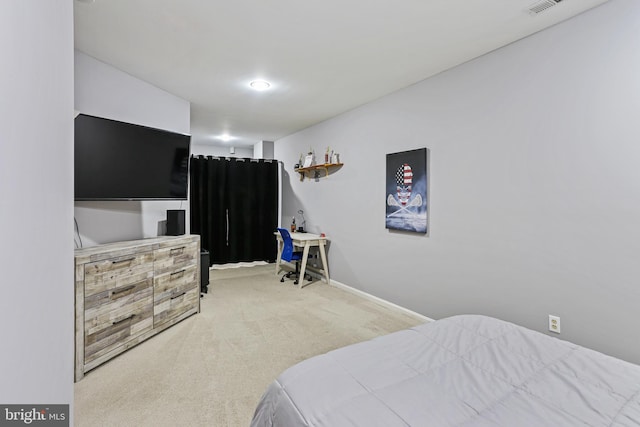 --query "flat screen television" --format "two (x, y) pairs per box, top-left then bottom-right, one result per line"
(74, 114), (191, 201)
